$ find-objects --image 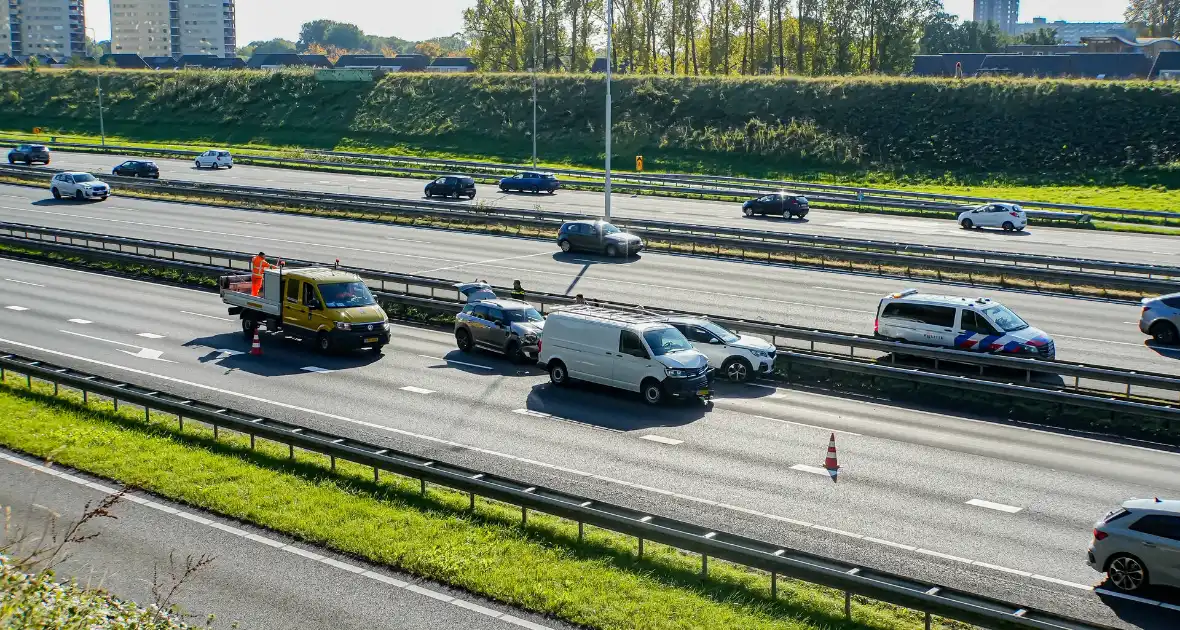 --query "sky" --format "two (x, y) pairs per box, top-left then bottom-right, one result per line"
(82, 0), (1127, 44)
